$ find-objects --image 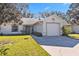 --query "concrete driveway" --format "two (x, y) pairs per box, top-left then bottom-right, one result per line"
(32, 35), (79, 56)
